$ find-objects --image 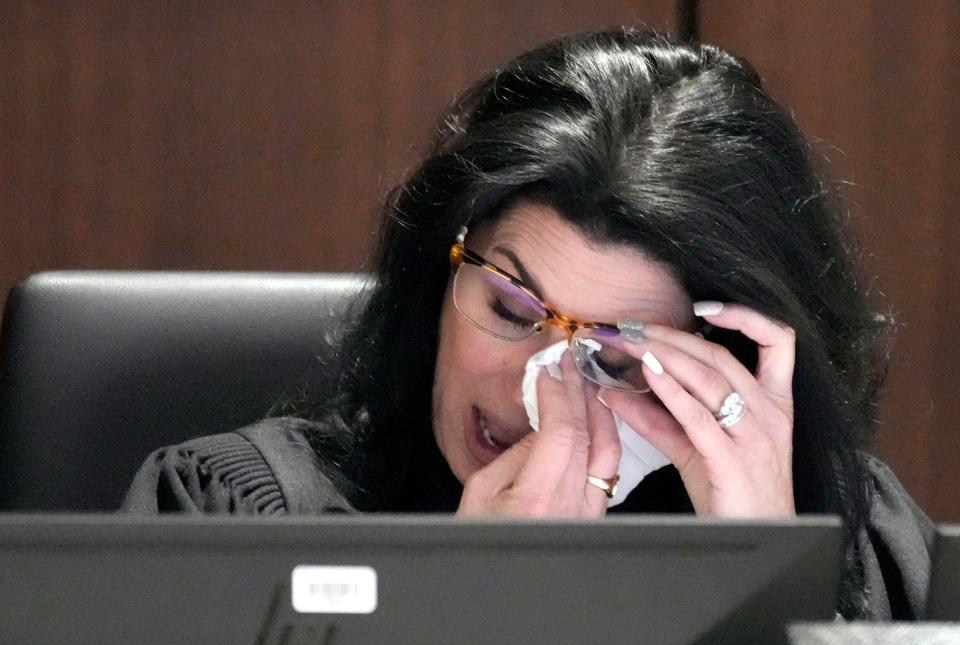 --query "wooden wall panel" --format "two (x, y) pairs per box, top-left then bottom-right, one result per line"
(700, 1), (960, 520)
(6, 2), (953, 520)
(0, 1), (676, 294)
